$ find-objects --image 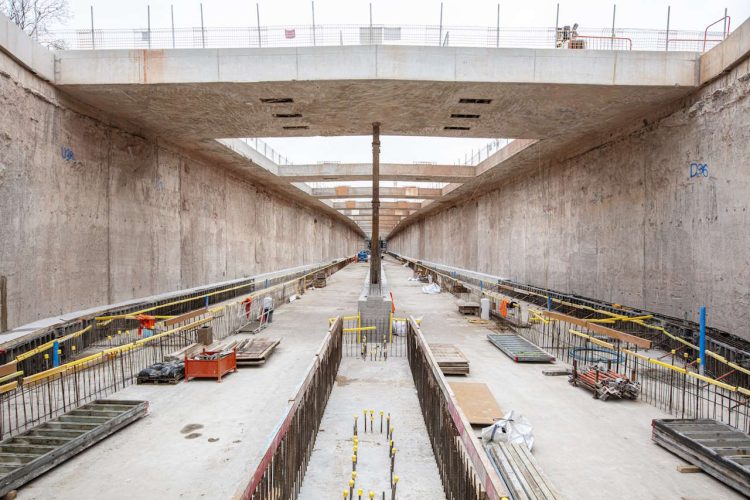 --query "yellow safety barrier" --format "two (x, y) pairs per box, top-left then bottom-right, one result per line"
(0, 371), (23, 384)
(15, 325), (93, 363)
(343, 327), (376, 333)
(22, 317), (212, 386)
(98, 258), (352, 321)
